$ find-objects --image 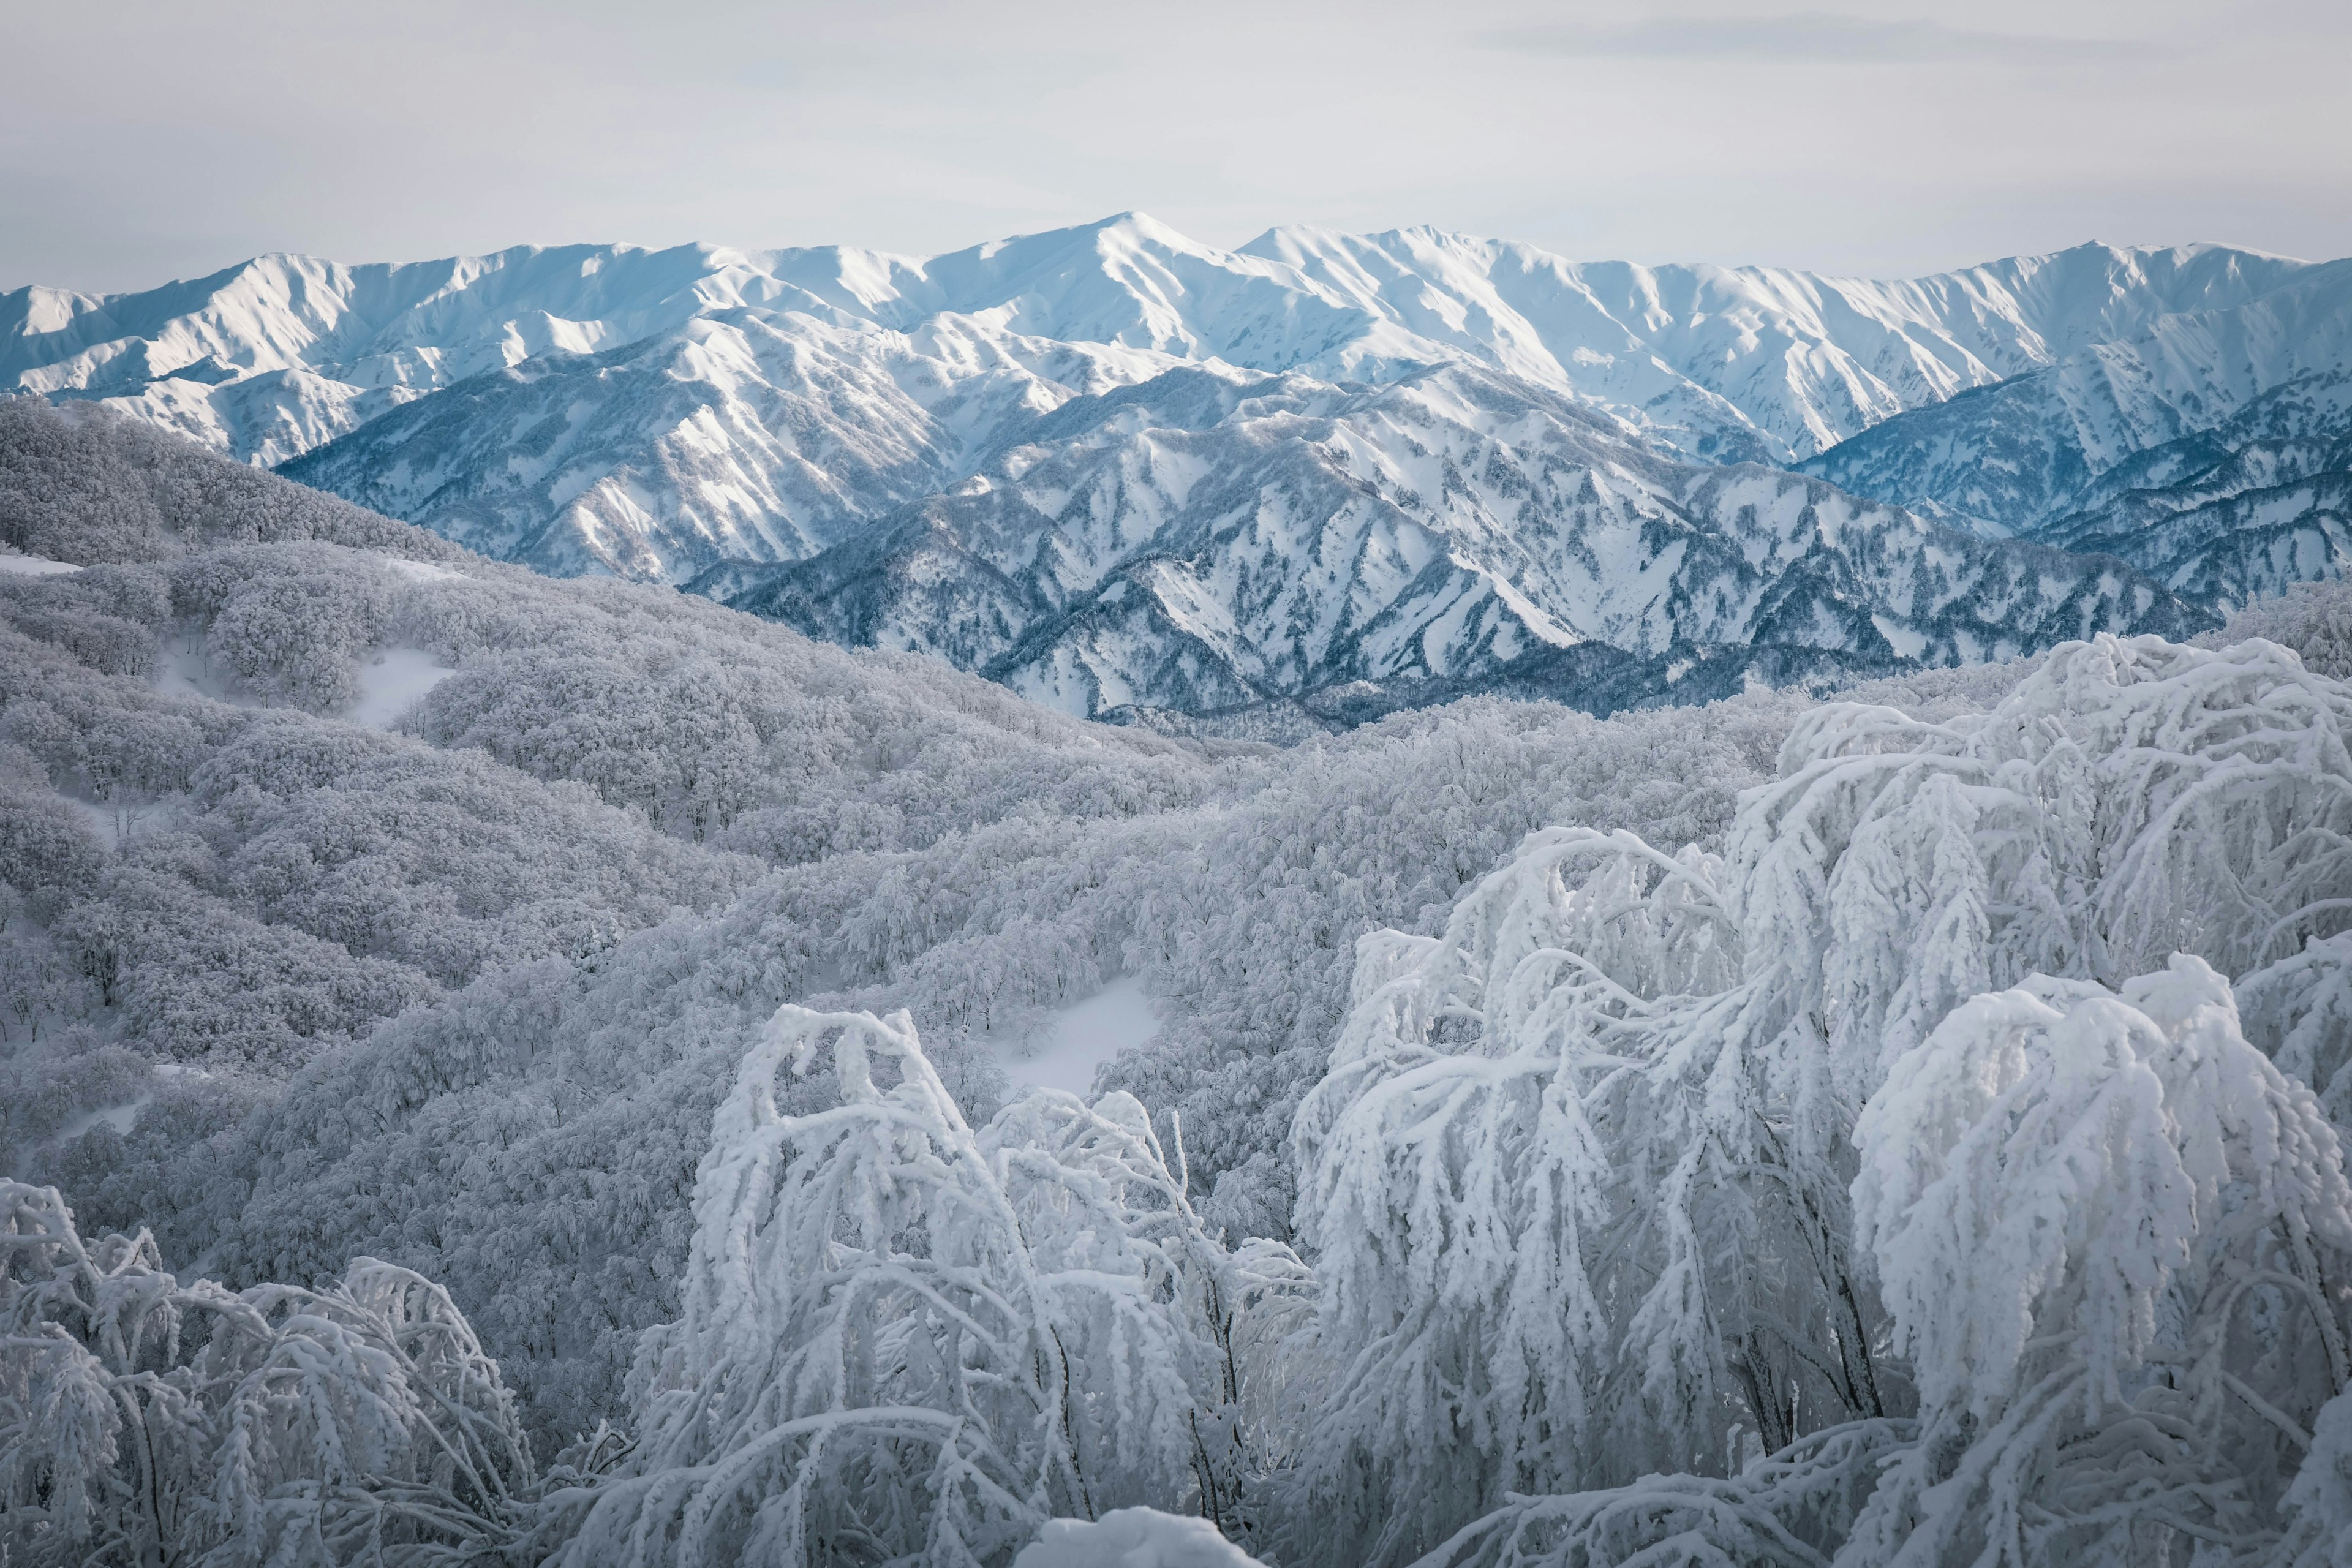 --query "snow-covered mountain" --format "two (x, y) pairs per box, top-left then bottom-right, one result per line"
(703, 364), (2201, 718)
(1239, 228), (2312, 461)
(1798, 260), (2352, 525)
(1792, 258), (2352, 606)
(275, 309), (1188, 578)
(2022, 369), (2352, 601)
(3, 245), (770, 464)
(10, 217), (2332, 717)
